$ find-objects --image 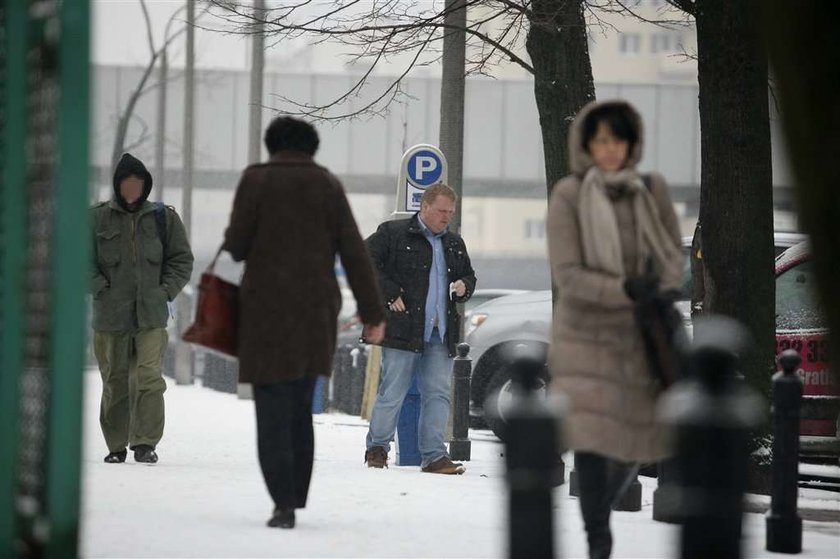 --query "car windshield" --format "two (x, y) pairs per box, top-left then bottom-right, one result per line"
(776, 261), (824, 331)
